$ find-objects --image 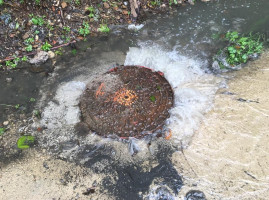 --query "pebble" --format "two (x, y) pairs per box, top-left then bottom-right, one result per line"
(61, 2), (67, 9)
(6, 77), (12, 83)
(23, 32), (29, 40)
(48, 51), (55, 59)
(3, 121), (9, 126)
(35, 35), (39, 41)
(104, 2), (110, 9)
